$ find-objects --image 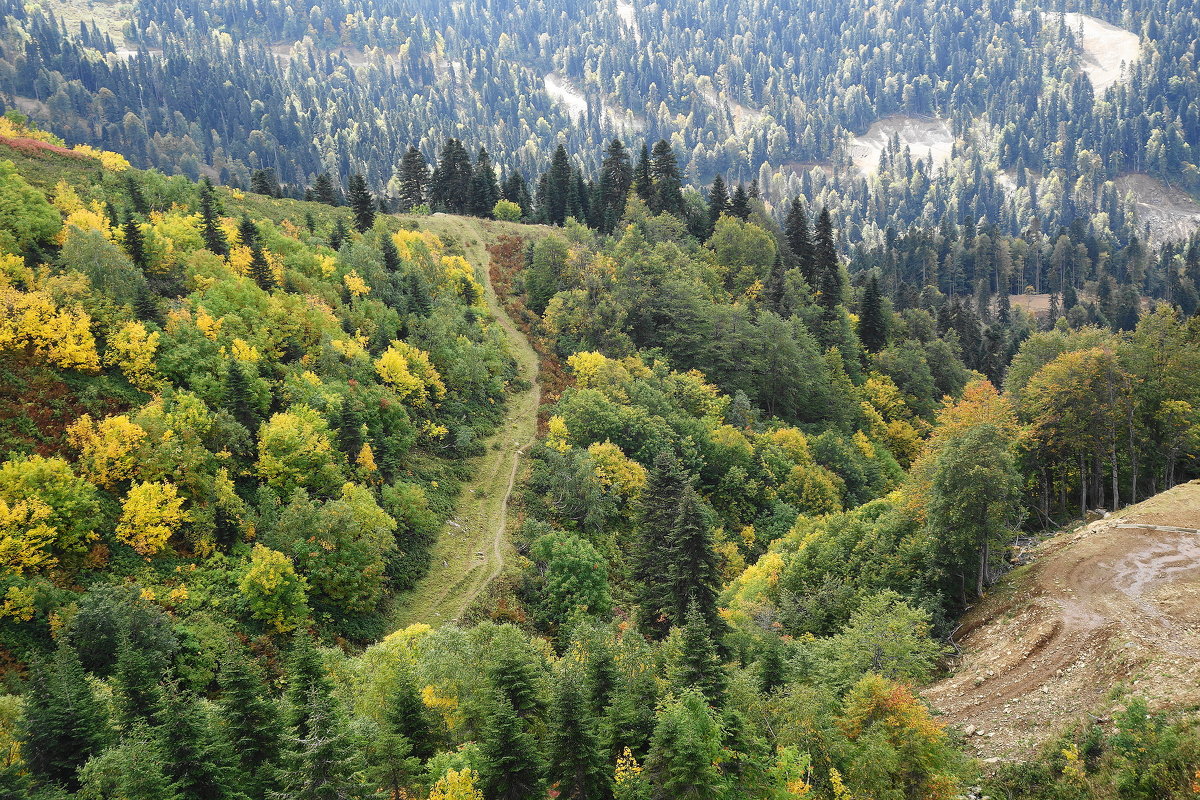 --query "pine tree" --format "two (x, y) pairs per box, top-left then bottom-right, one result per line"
(126, 173), (150, 215)
(814, 208), (842, 311)
(707, 174), (729, 228)
(644, 690), (725, 800)
(470, 147), (501, 218)
(132, 282), (161, 325)
(547, 666), (610, 800)
(314, 172), (339, 206)
(382, 665), (435, 762)
(397, 145), (428, 211)
(198, 178), (229, 256)
(238, 214), (259, 249)
(488, 645), (545, 720)
(672, 599), (726, 705)
(632, 143), (652, 202)
(157, 683), (243, 800)
(224, 360), (258, 432)
(249, 243), (275, 290)
(858, 274), (888, 352)
(328, 217), (349, 251)
(381, 233), (401, 273)
(283, 632), (335, 735)
(634, 450), (689, 637)
(429, 139), (473, 213)
(78, 725), (180, 800)
(542, 145), (573, 226)
(123, 214), (150, 273)
(19, 640), (109, 790)
(599, 138), (632, 232)
(729, 185), (750, 220)
(113, 628), (168, 729)
(764, 252), (787, 314)
(665, 486), (720, 631)
(217, 646), (282, 797)
(648, 140), (684, 216)
(784, 198), (814, 284)
(757, 637), (787, 693)
(251, 167), (280, 197)
(347, 173), (376, 233)
(479, 696), (545, 800)
(336, 396), (366, 460)
(275, 688), (365, 800)
(502, 171), (533, 217)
